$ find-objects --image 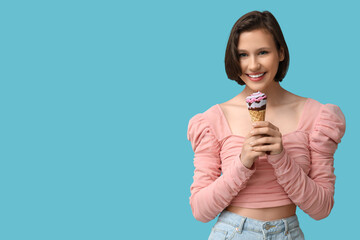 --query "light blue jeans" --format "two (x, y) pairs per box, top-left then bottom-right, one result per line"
(208, 210), (305, 240)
